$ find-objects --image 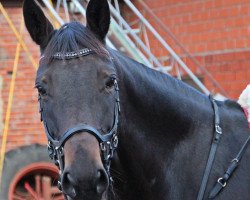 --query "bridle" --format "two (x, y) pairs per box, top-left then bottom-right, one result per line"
(38, 48), (120, 191)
